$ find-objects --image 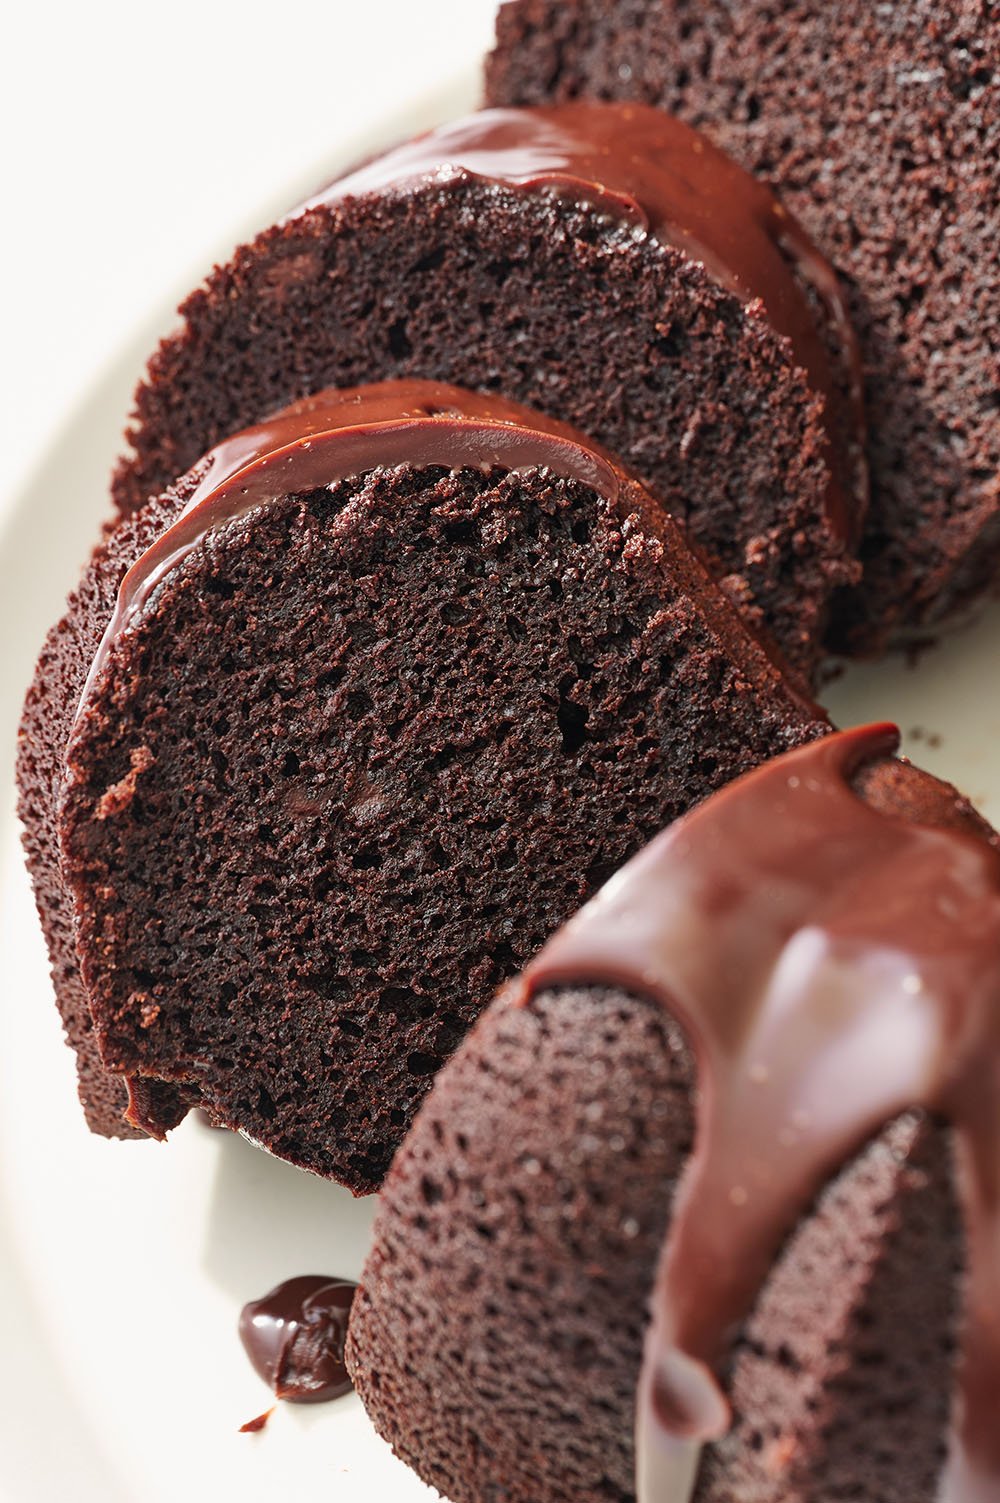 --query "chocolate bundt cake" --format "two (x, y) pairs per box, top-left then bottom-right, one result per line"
(486, 1), (1000, 653)
(347, 726), (1000, 1502)
(108, 102), (868, 678)
(18, 381), (828, 1186)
